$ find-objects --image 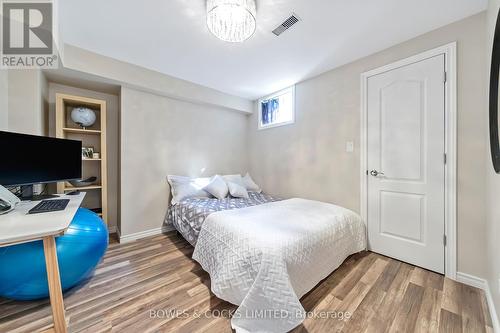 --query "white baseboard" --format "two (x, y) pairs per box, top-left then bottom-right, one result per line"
(456, 272), (487, 289)
(118, 225), (175, 243)
(457, 272), (499, 332)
